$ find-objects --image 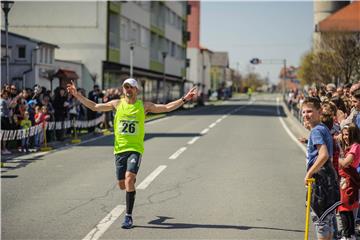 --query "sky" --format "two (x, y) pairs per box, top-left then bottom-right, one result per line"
(200, 1), (314, 84)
